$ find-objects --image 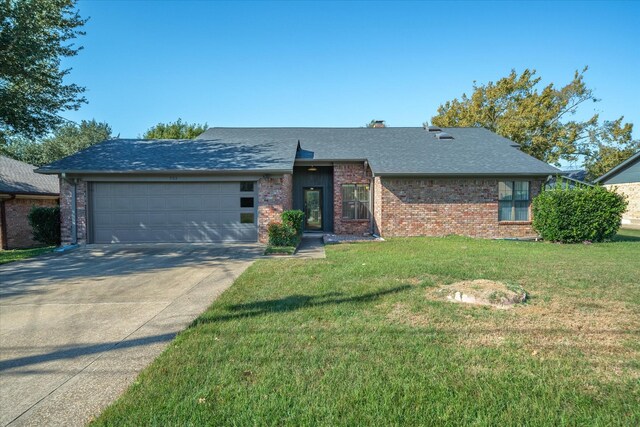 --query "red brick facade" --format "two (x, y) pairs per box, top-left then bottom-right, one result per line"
(258, 174), (293, 243)
(54, 172), (543, 245)
(374, 177), (543, 239)
(60, 178), (89, 245)
(333, 163), (373, 235)
(0, 197), (59, 249)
